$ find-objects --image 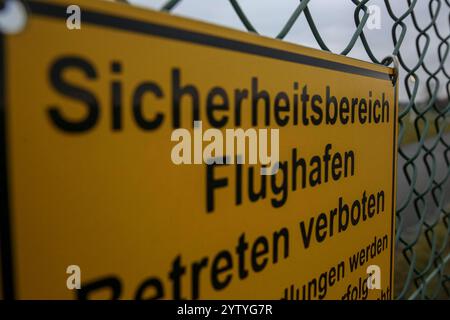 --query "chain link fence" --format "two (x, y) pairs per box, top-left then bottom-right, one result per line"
(119, 0), (450, 300)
